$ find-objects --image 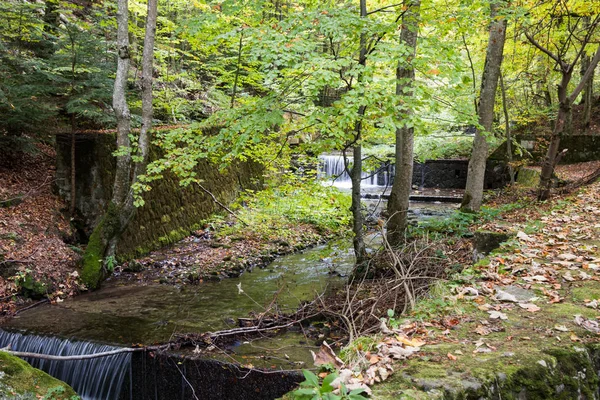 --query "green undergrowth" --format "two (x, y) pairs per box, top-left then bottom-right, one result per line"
(0, 352), (79, 399)
(409, 200), (528, 239)
(363, 134), (501, 163)
(205, 175), (352, 245)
